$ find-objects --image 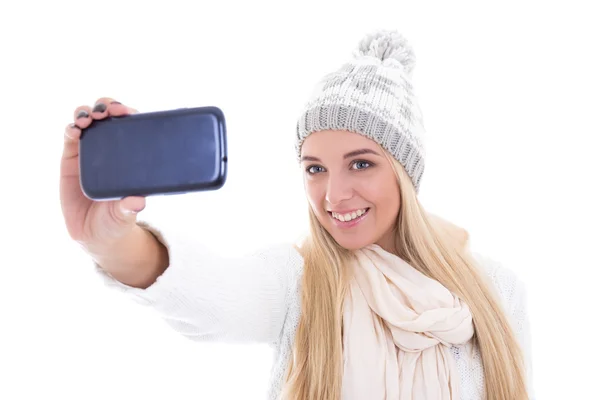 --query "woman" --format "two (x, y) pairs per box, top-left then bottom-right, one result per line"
(60, 30), (534, 399)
